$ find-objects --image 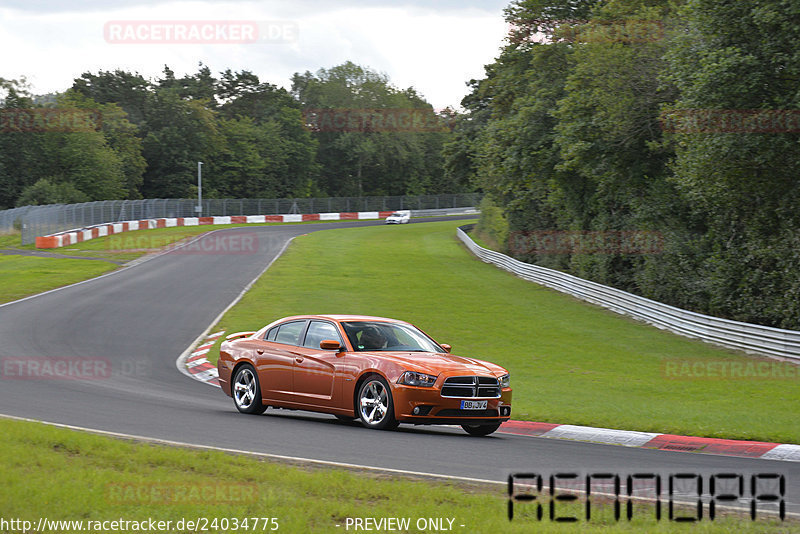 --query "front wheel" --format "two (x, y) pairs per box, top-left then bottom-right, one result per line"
(461, 422), (501, 436)
(357, 376), (398, 430)
(232, 365), (267, 414)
